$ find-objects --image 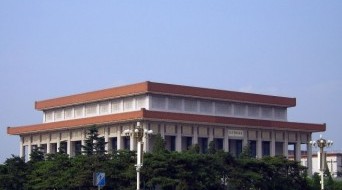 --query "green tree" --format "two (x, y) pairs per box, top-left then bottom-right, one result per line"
(29, 147), (45, 163)
(0, 155), (27, 190)
(307, 172), (321, 190)
(104, 150), (136, 190)
(207, 141), (216, 154)
(26, 152), (72, 189)
(82, 125), (107, 156)
(151, 134), (167, 154)
(239, 144), (253, 159)
(143, 151), (226, 190)
(187, 144), (200, 154)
